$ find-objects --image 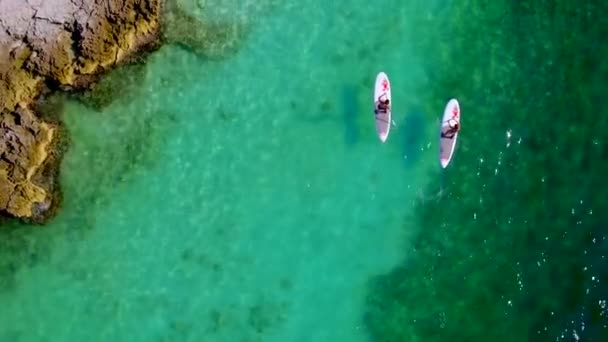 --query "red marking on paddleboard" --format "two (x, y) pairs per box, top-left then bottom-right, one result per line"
(452, 106), (459, 118)
(382, 79), (389, 91)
